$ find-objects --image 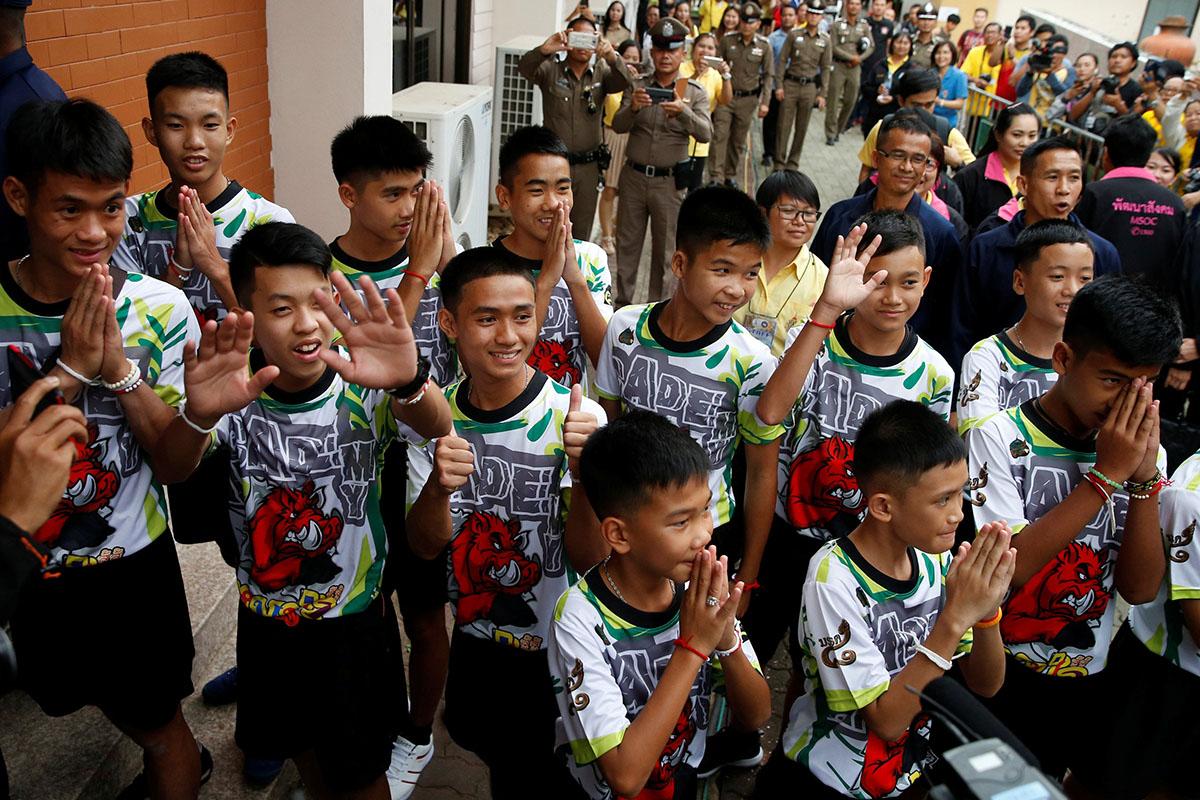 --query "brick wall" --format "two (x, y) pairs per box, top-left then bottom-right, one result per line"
(24, 0), (275, 198)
